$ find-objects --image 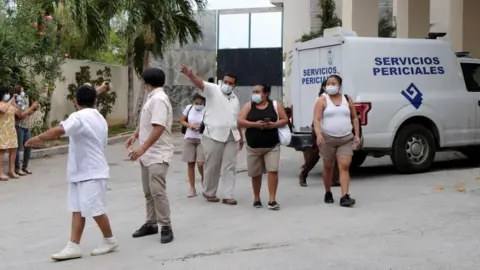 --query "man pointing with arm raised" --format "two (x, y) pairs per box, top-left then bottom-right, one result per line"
(180, 64), (243, 205)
